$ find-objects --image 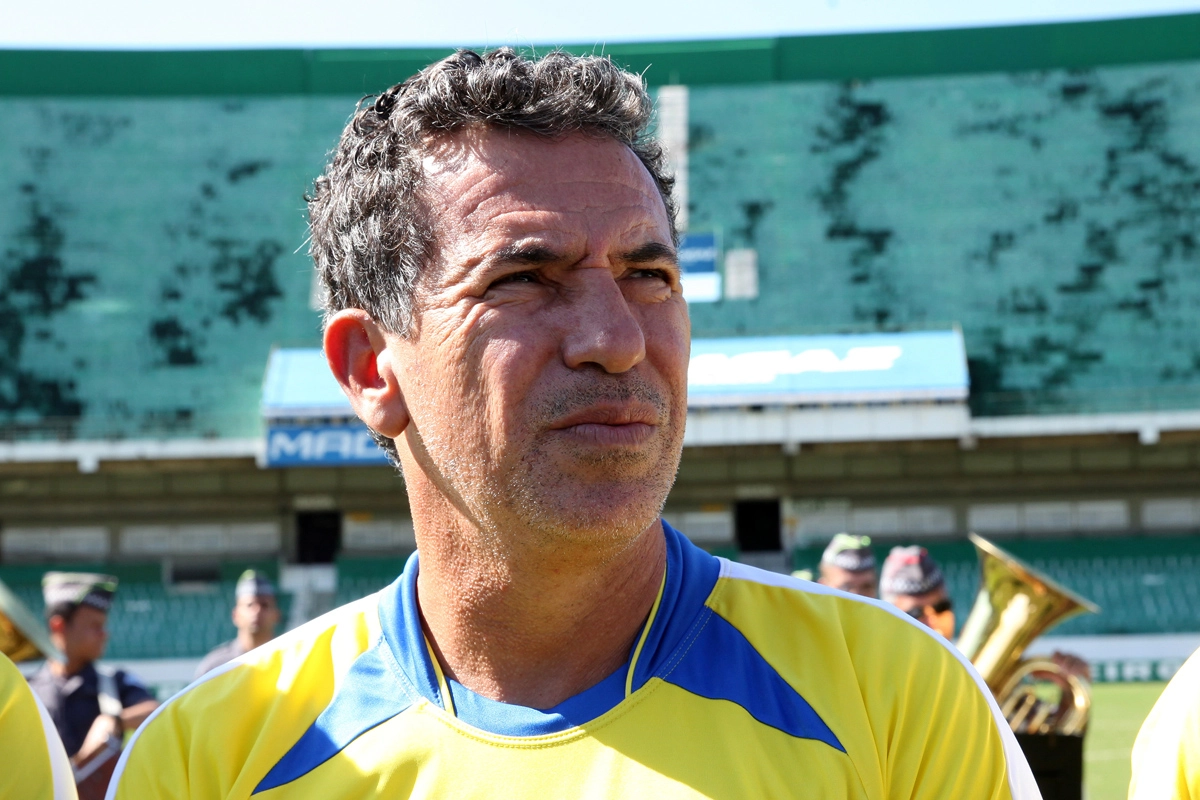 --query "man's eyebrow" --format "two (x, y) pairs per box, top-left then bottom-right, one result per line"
(488, 243), (562, 266)
(486, 241), (678, 268)
(620, 242), (678, 265)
